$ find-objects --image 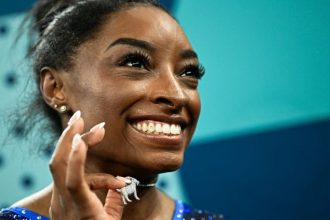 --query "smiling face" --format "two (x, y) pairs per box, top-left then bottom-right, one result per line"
(62, 5), (202, 177)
